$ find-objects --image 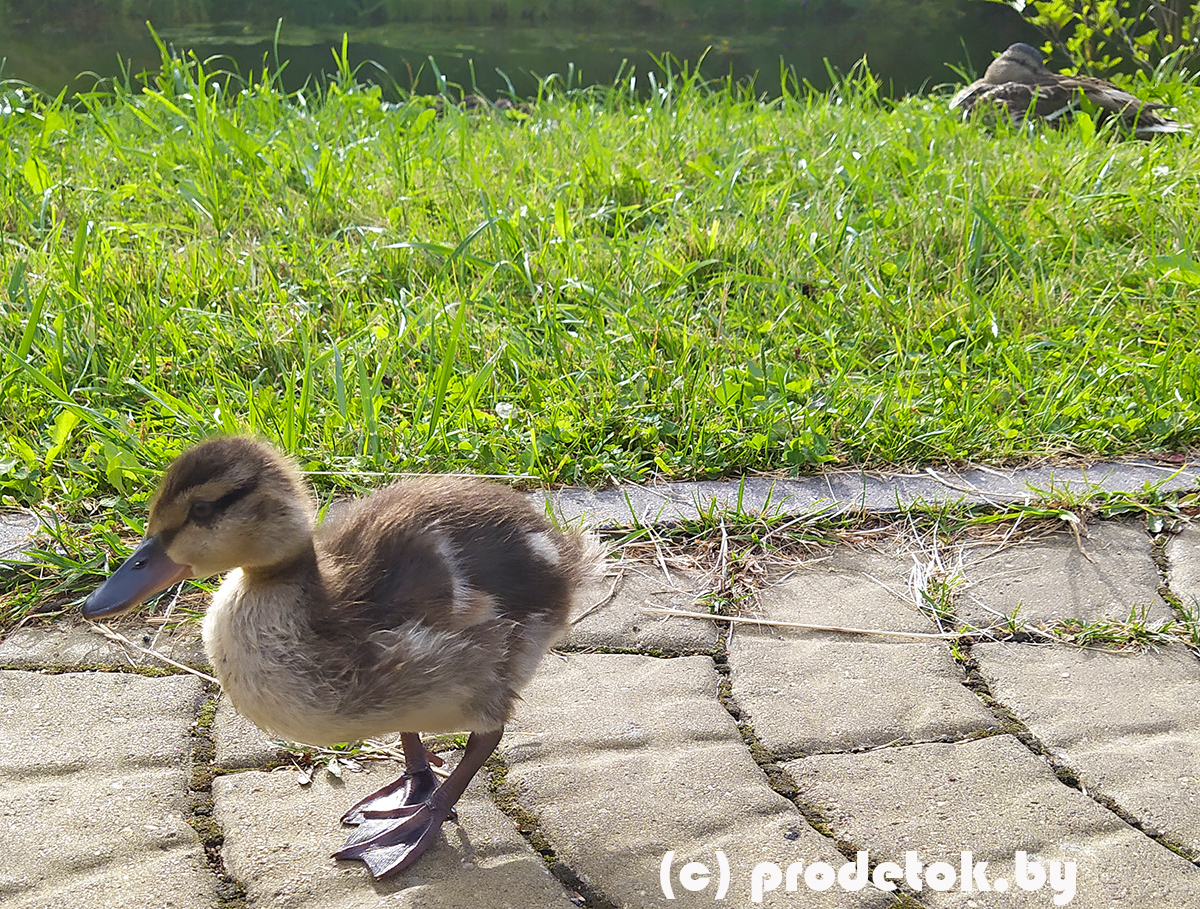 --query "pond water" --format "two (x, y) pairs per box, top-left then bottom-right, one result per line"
(1, 5), (1038, 100)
